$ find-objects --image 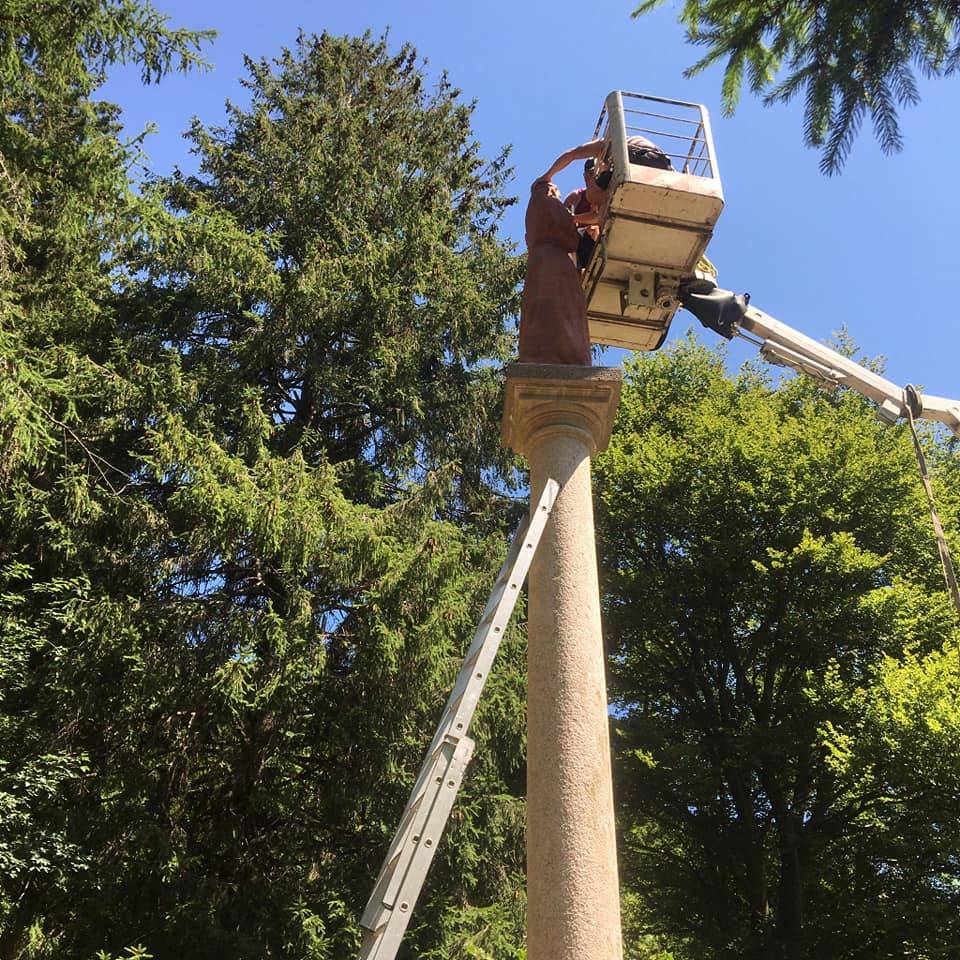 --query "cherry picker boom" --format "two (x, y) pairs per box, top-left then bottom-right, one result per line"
(680, 280), (960, 440)
(580, 88), (958, 608)
(679, 278), (960, 615)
